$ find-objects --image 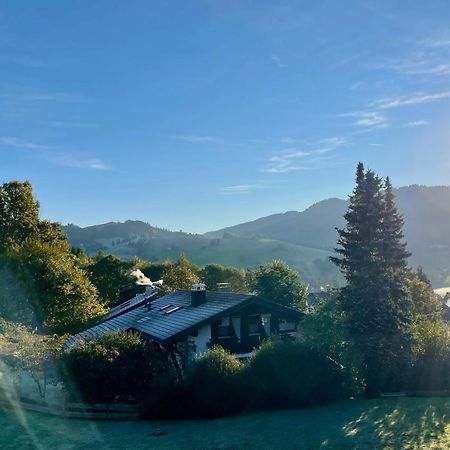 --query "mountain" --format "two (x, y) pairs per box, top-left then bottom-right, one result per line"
(206, 185), (450, 286)
(63, 222), (341, 289)
(205, 198), (348, 250)
(63, 185), (450, 288)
